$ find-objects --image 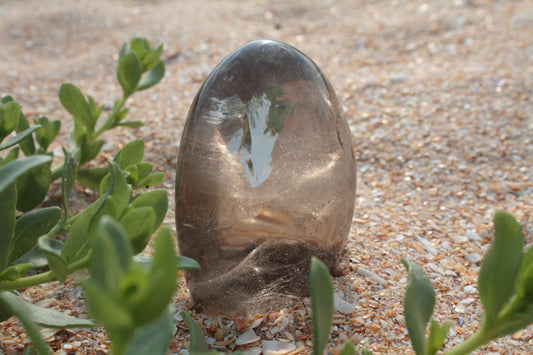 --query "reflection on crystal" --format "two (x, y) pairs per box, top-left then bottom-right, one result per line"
(210, 86), (295, 188)
(175, 39), (356, 315)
